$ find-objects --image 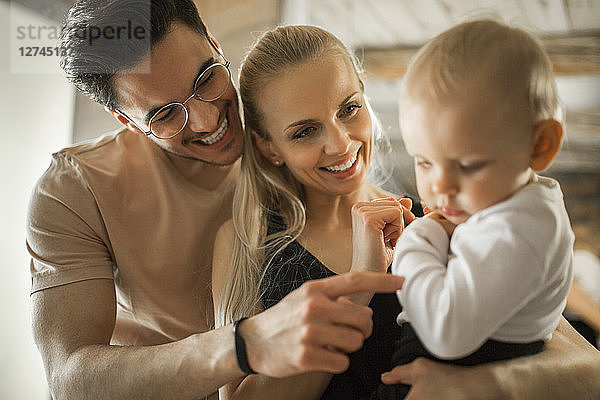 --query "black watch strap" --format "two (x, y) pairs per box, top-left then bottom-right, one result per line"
(233, 317), (257, 375)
